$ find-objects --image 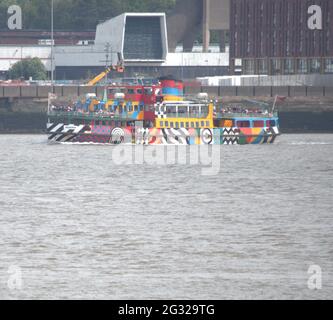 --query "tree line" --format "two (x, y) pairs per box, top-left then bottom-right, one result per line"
(0, 0), (176, 30)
